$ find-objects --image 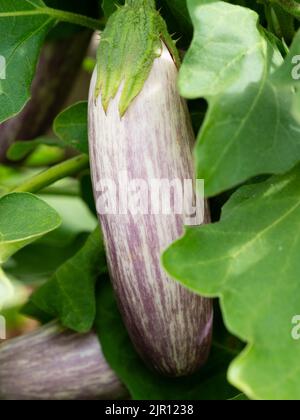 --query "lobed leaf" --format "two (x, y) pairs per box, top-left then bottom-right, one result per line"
(54, 102), (88, 154)
(164, 165), (300, 399)
(0, 192), (61, 264)
(25, 228), (106, 332)
(179, 0), (300, 196)
(0, 192), (61, 308)
(0, 0), (55, 123)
